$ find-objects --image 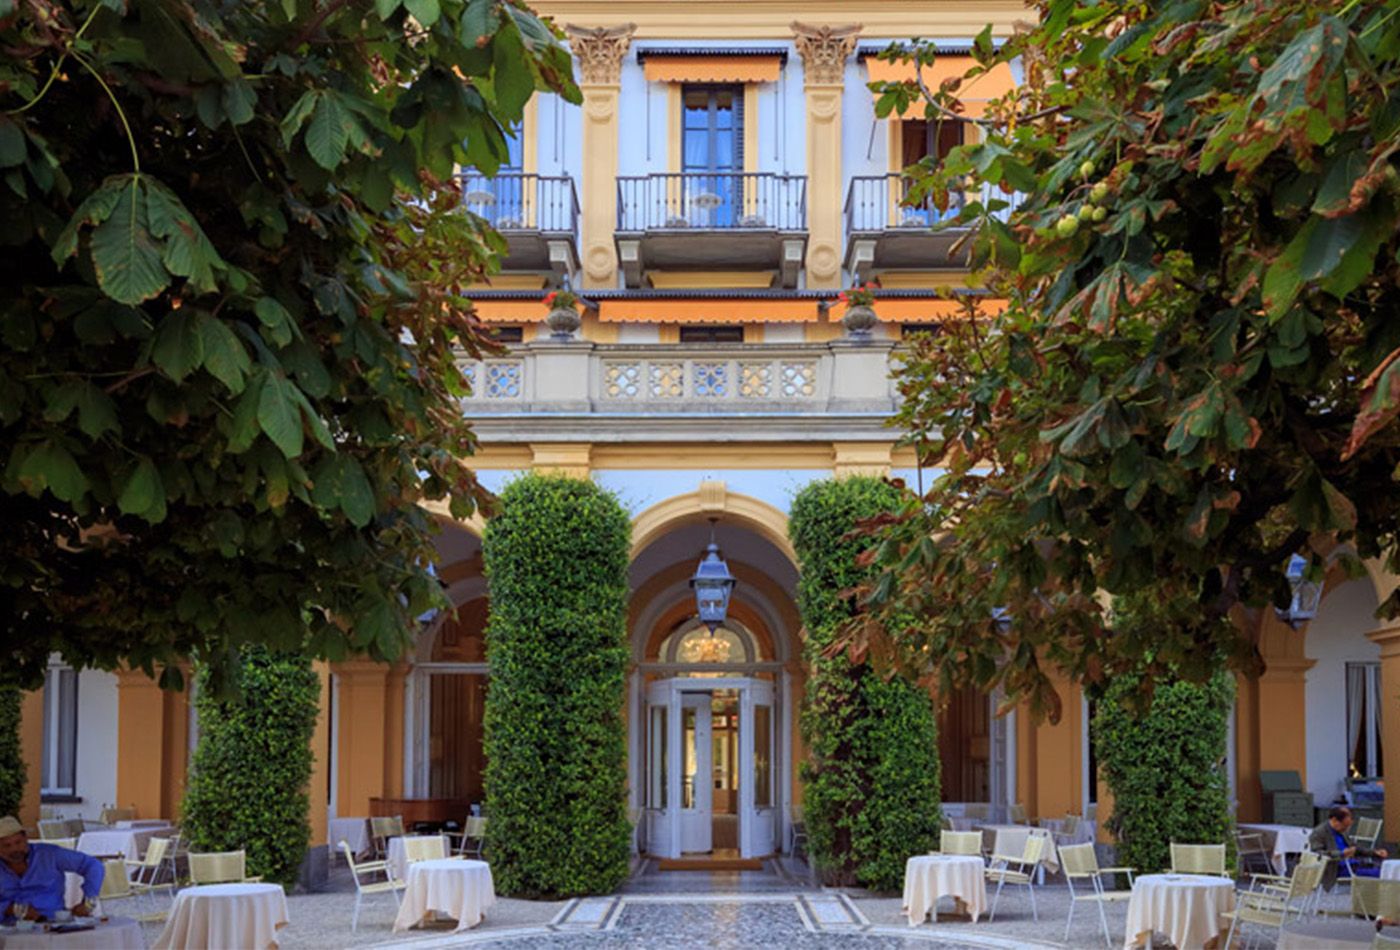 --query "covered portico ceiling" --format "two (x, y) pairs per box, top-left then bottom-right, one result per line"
(628, 520), (797, 597)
